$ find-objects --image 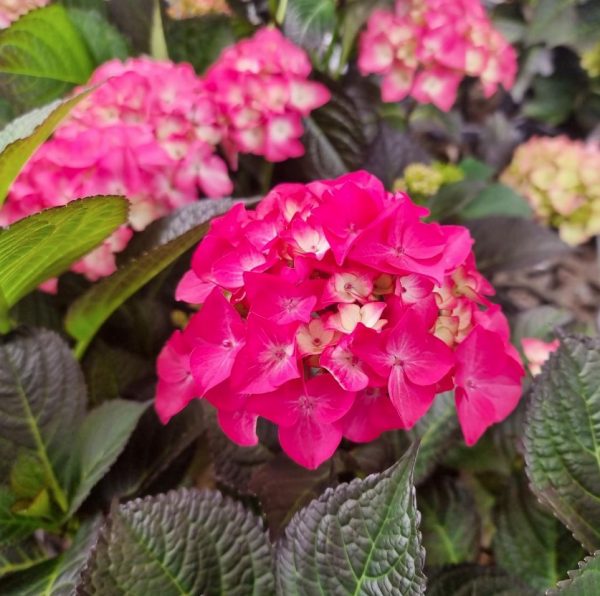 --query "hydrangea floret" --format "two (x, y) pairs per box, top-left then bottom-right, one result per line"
(0, 0), (49, 29)
(358, 0), (517, 111)
(501, 136), (600, 246)
(155, 170), (524, 469)
(521, 337), (559, 377)
(393, 161), (464, 202)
